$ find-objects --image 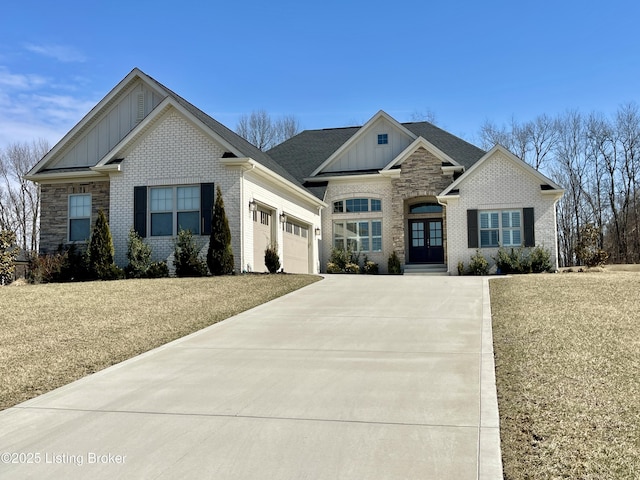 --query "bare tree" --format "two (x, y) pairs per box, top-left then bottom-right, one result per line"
(0, 139), (49, 253)
(410, 109), (438, 125)
(236, 110), (301, 151)
(479, 115), (558, 172)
